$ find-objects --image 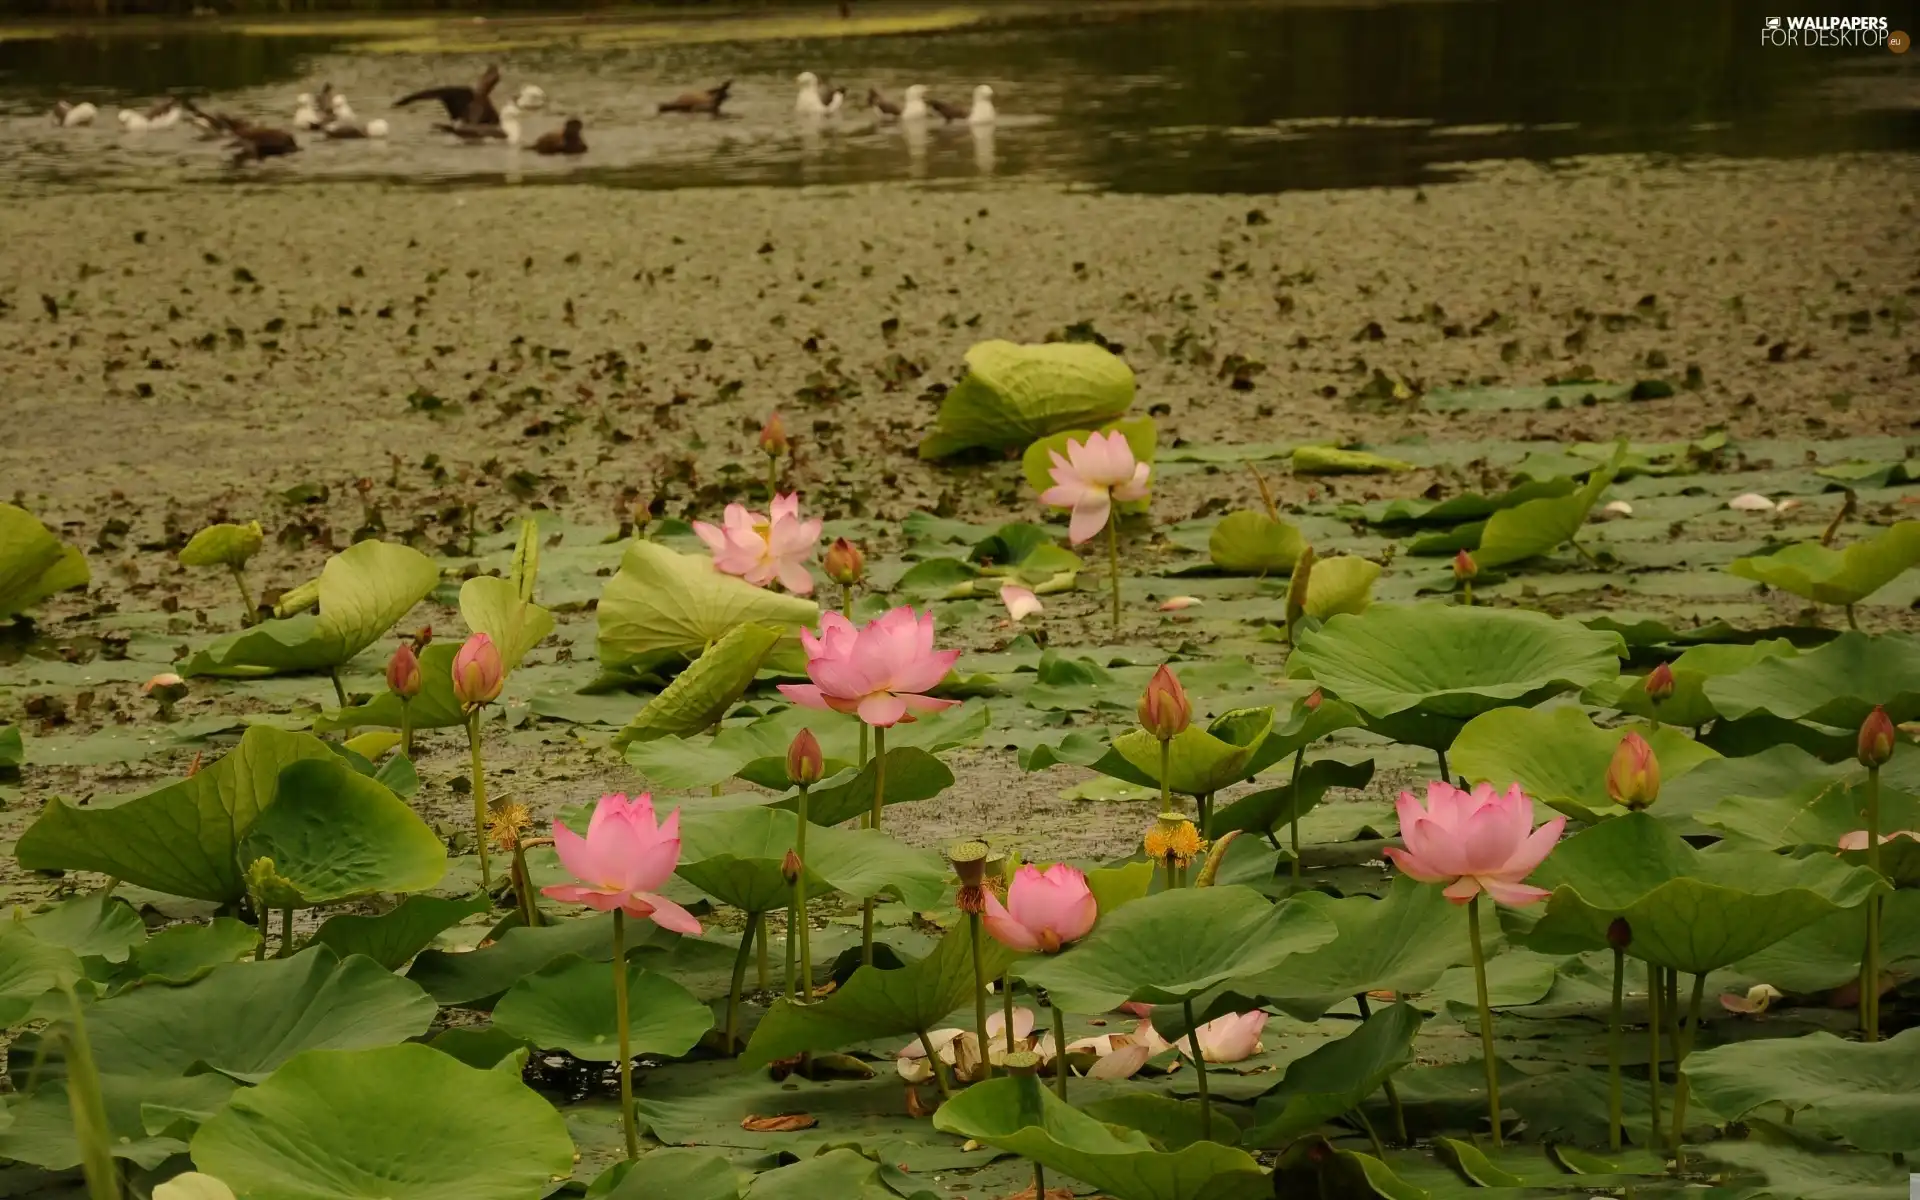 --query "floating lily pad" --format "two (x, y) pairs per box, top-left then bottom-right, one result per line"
(190, 1043), (575, 1200)
(1107, 707), (1276, 797)
(1302, 555), (1381, 621)
(1474, 447), (1620, 568)
(23, 892), (148, 962)
(590, 1149), (739, 1200)
(1207, 511), (1306, 575)
(1236, 876), (1468, 1021)
(1450, 706), (1720, 824)
(1208, 758), (1375, 839)
(764, 747), (956, 826)
(626, 702), (987, 791)
(0, 502), (89, 620)
(1683, 1030), (1920, 1153)
(408, 913), (679, 1008)
(1705, 631), (1920, 727)
(311, 894), (491, 972)
(492, 955), (712, 1061)
(120, 919), (259, 988)
(1694, 1118), (1911, 1200)
(181, 540), (438, 678)
(1583, 639), (1799, 728)
(1733, 890), (1920, 993)
(918, 339), (1136, 460)
(1292, 445), (1412, 476)
(676, 806), (946, 914)
(614, 621), (787, 746)
(1288, 604), (1624, 719)
(1345, 478), (1577, 528)
(1244, 1002), (1421, 1148)
(237, 758), (446, 906)
(1727, 521), (1920, 608)
(1698, 771), (1920, 853)
(0, 723), (19, 769)
(178, 522), (263, 569)
(597, 540), (818, 673)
